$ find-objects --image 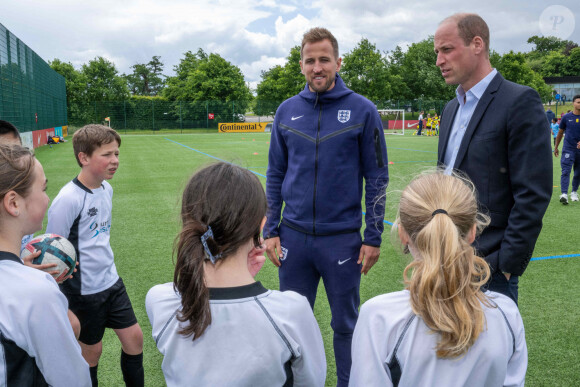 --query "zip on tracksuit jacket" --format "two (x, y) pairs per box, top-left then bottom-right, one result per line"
(265, 74), (389, 247)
